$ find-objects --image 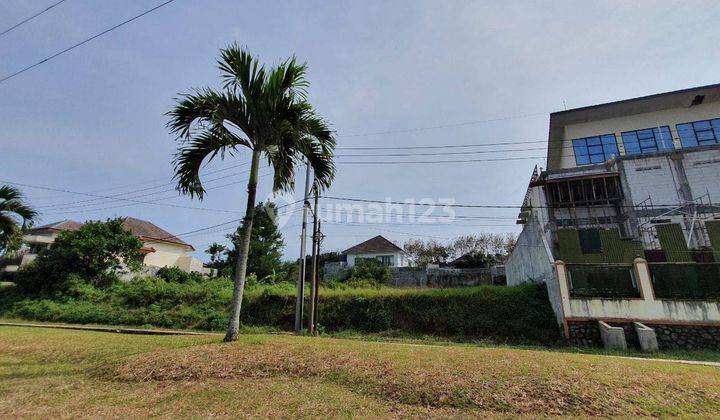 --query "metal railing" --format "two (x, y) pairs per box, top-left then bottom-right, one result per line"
(649, 262), (720, 300)
(566, 263), (640, 298)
